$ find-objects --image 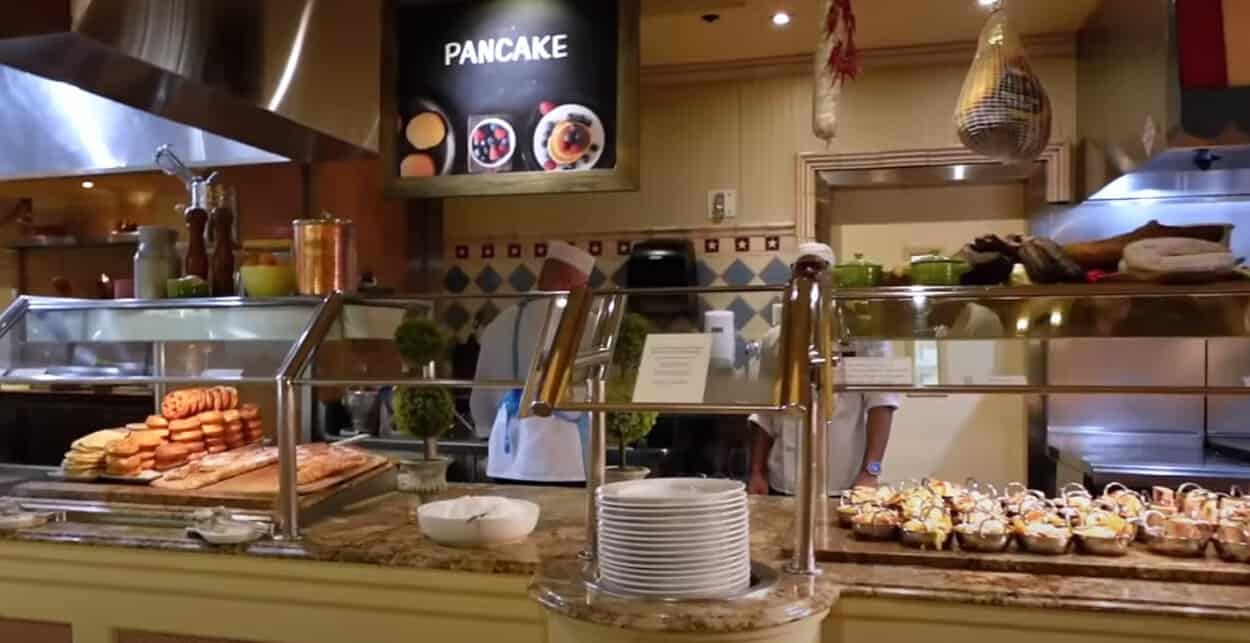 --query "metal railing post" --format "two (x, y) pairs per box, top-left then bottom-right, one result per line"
(780, 275), (820, 576)
(274, 291), (345, 540)
(582, 371), (607, 570)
